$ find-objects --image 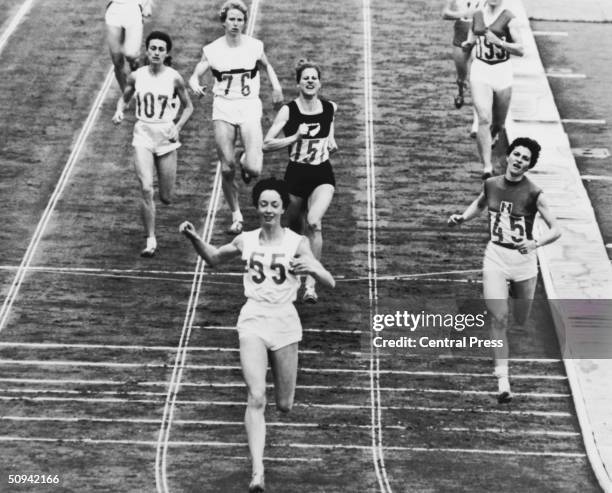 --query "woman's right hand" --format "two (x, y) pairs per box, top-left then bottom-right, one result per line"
(189, 77), (206, 97)
(297, 123), (309, 138)
(179, 221), (196, 237)
(447, 214), (465, 227)
(112, 109), (124, 124)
